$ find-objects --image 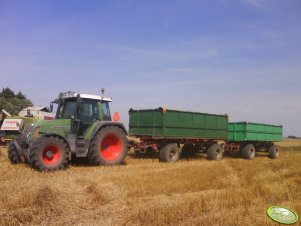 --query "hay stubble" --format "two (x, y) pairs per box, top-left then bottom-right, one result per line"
(0, 140), (300, 225)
